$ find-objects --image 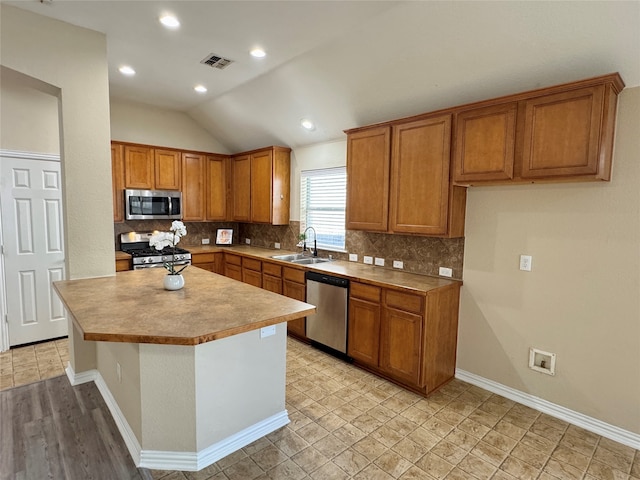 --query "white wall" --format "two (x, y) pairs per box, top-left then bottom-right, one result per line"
(110, 99), (230, 154)
(458, 87), (640, 435)
(0, 67), (60, 154)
